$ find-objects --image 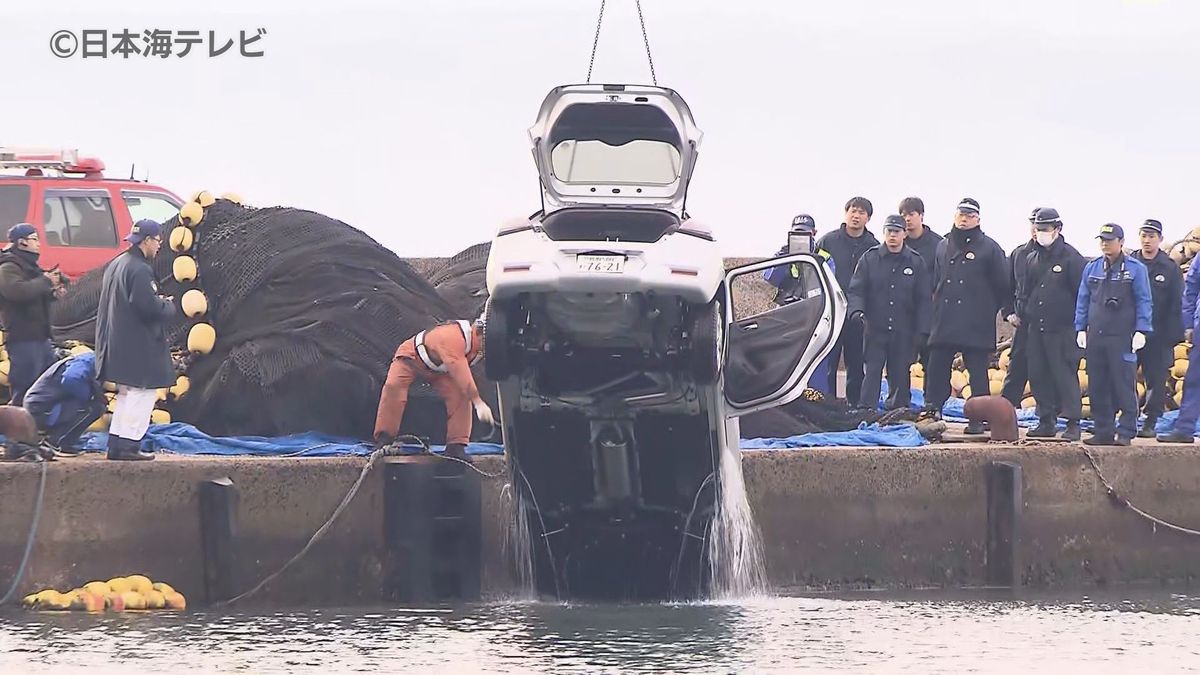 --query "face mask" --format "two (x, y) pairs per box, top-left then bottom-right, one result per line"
(1035, 231), (1057, 247)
